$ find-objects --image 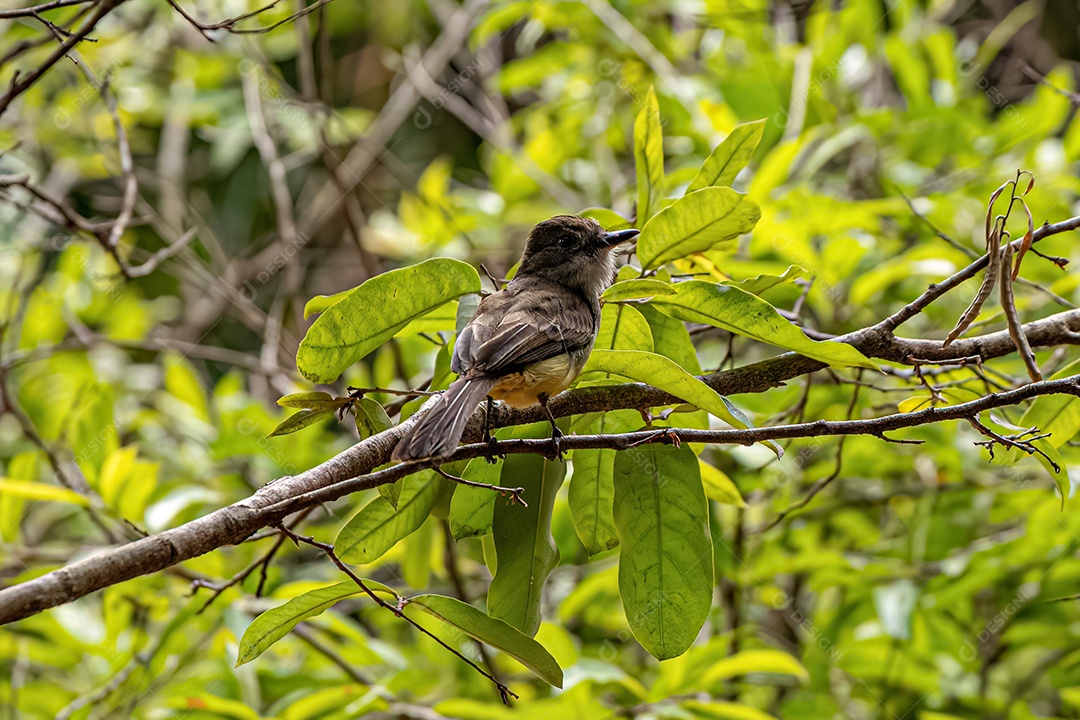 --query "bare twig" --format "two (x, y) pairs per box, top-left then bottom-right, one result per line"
(433, 466), (526, 506)
(0, 0), (121, 117)
(276, 525), (517, 705)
